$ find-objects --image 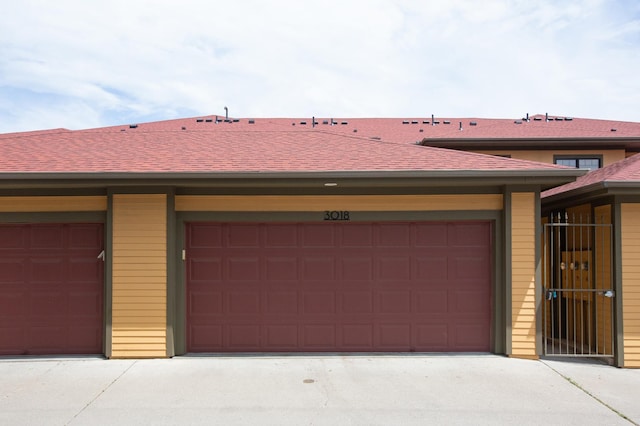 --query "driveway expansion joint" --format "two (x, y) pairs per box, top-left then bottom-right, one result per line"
(65, 361), (137, 426)
(540, 360), (638, 426)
